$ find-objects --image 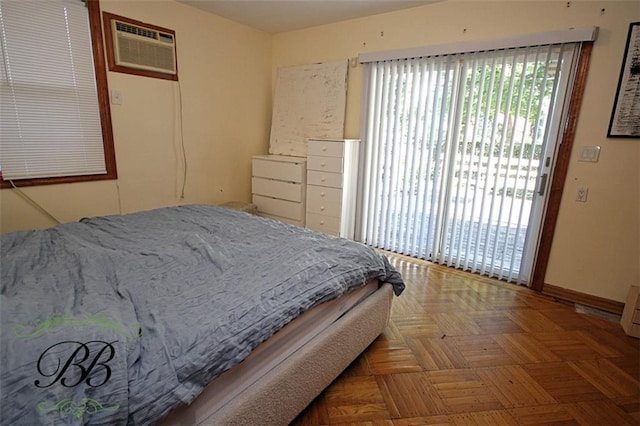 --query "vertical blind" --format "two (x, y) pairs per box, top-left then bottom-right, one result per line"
(359, 43), (579, 284)
(0, 0), (106, 180)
